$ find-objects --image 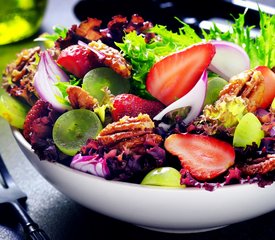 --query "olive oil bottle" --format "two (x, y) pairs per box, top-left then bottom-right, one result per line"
(0, 0), (47, 45)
